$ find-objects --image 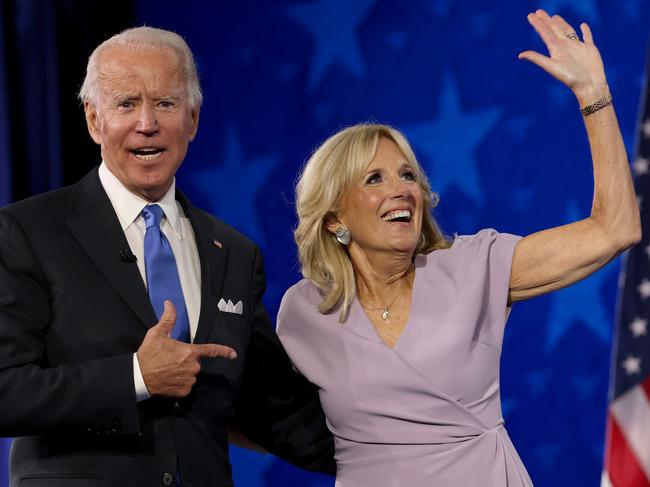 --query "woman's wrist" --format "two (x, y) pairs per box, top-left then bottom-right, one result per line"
(573, 80), (610, 107)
